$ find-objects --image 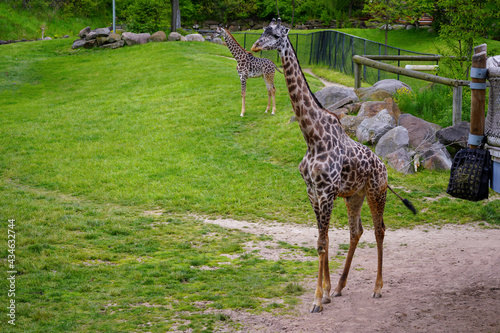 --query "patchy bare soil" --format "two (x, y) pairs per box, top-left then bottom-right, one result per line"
(198, 217), (500, 333)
